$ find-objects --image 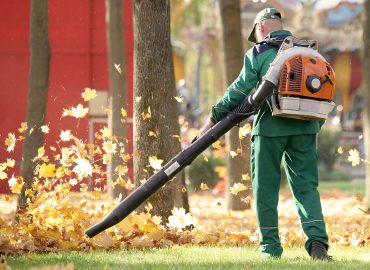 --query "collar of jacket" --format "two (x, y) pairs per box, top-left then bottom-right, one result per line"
(264, 30), (292, 40)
